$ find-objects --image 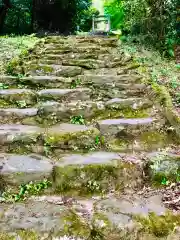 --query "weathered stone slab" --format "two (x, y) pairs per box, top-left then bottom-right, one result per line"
(0, 154), (53, 186)
(53, 151), (143, 195)
(146, 151), (180, 184)
(96, 118), (157, 139)
(43, 123), (100, 150)
(37, 88), (91, 101)
(0, 124), (42, 144)
(0, 89), (36, 105)
(0, 108), (38, 118)
(38, 100), (104, 120)
(105, 98), (153, 110)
